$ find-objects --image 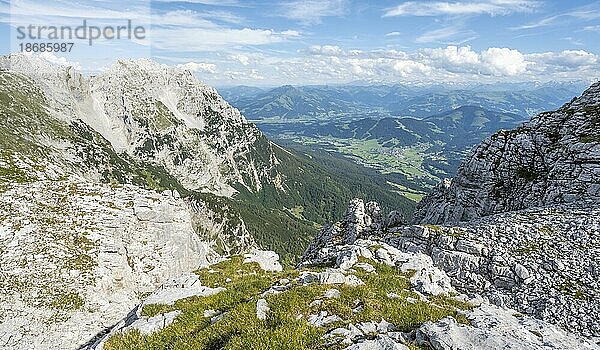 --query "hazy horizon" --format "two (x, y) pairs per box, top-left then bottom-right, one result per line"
(1, 0), (599, 86)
